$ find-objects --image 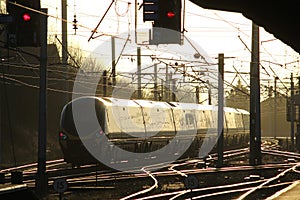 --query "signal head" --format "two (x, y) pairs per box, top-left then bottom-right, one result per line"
(22, 13), (31, 22)
(167, 11), (176, 18)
